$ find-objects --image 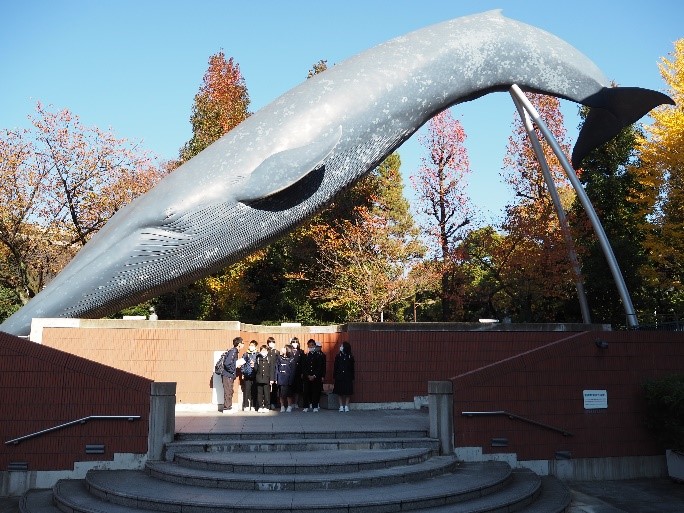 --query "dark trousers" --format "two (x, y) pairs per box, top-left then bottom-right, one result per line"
(256, 382), (271, 410)
(221, 375), (236, 410)
(302, 377), (323, 408)
(242, 378), (256, 409)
